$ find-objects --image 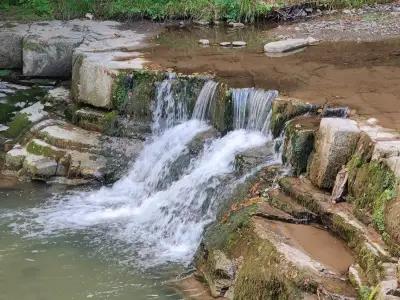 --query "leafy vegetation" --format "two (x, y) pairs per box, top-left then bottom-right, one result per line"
(1, 0), (275, 21)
